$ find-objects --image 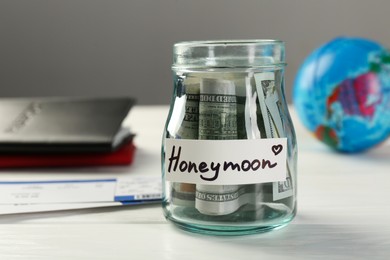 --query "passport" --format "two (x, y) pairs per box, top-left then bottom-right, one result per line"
(0, 97), (136, 154)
